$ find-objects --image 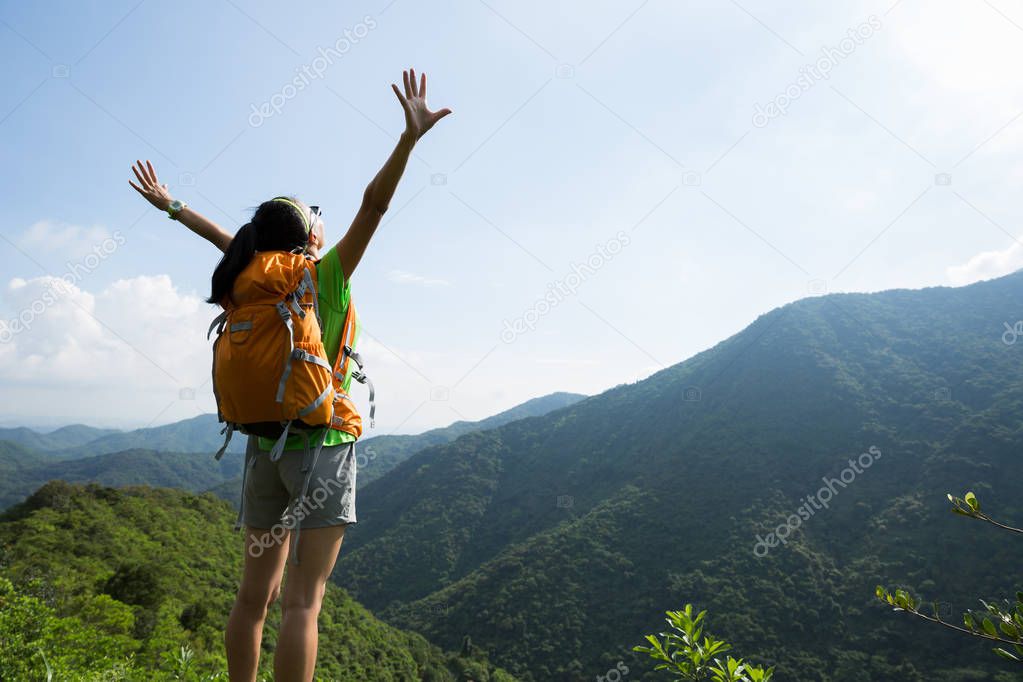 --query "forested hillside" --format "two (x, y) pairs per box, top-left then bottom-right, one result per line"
(207, 391), (585, 504)
(336, 272), (1023, 681)
(0, 482), (516, 681)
